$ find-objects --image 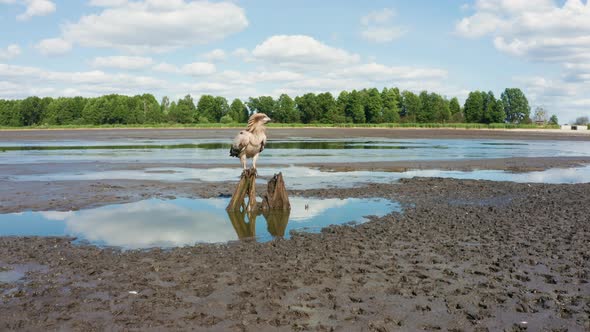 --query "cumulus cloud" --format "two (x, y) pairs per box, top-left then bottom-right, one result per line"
(35, 38), (72, 56)
(201, 49), (226, 62)
(456, 0), (590, 62)
(182, 62), (216, 76)
(0, 0), (55, 20)
(17, 0), (56, 20)
(252, 35), (360, 69)
(91, 56), (154, 70)
(457, 0), (590, 118)
(360, 8), (406, 43)
(0, 44), (21, 60)
(47, 0), (248, 54)
(0, 63), (165, 98)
